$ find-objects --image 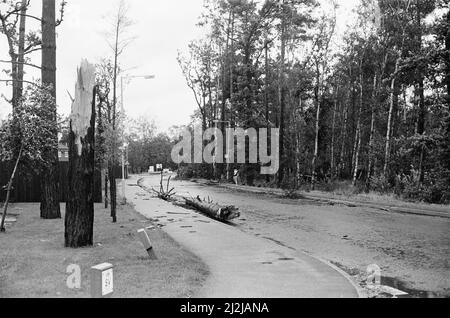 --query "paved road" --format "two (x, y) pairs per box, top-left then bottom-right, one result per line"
(139, 174), (450, 298)
(127, 175), (360, 298)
